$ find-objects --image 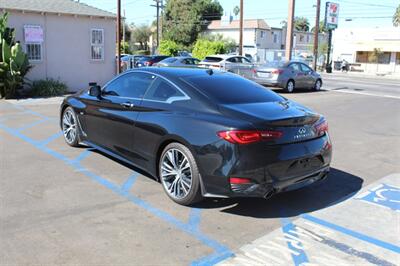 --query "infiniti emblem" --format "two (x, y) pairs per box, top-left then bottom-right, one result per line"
(298, 127), (307, 134)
